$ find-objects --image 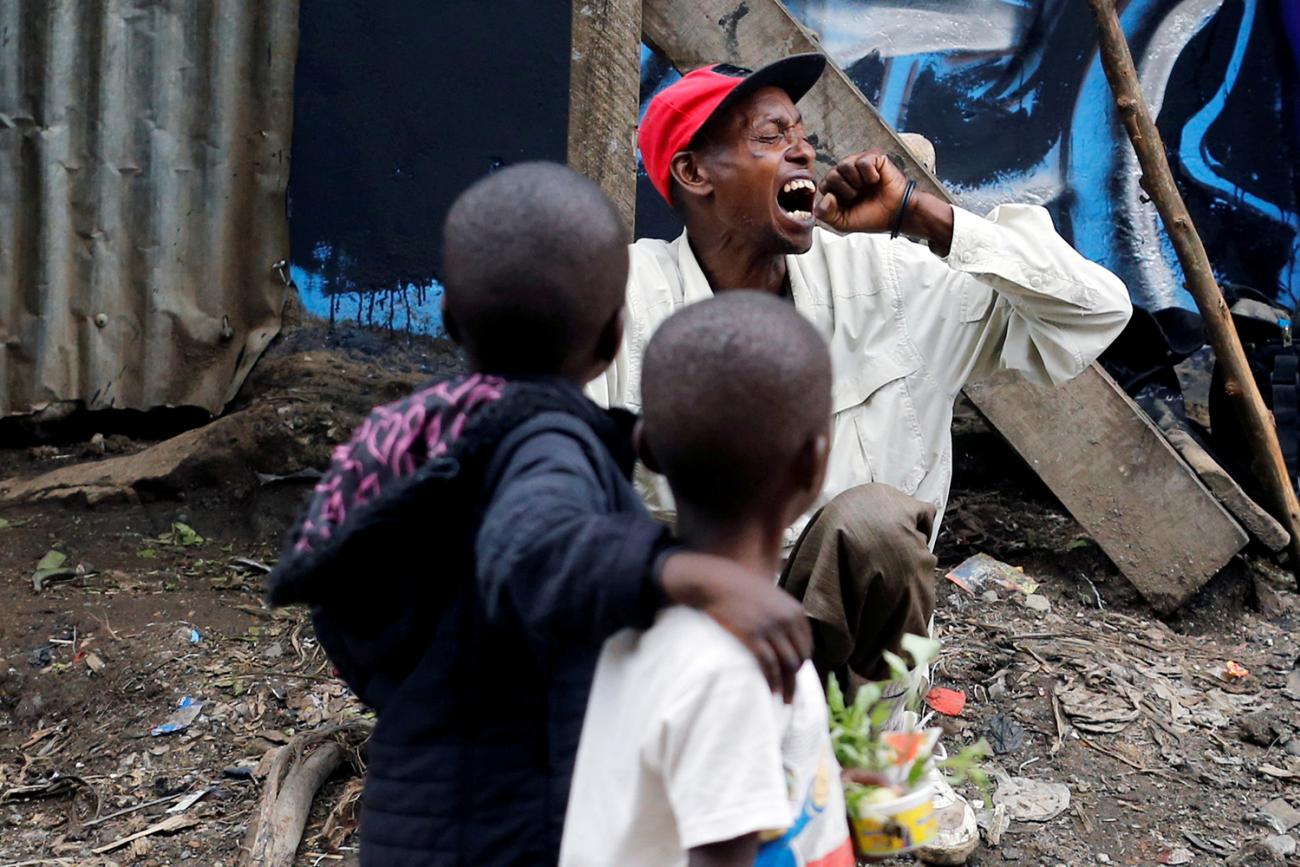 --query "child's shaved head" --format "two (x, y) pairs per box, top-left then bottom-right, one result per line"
(641, 291), (832, 518)
(442, 162), (628, 377)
